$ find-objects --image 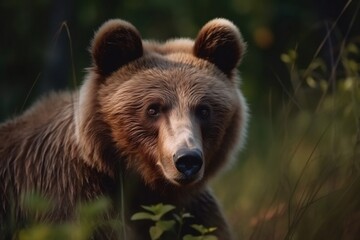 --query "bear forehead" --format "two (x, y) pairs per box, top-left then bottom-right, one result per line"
(99, 51), (236, 110)
(143, 38), (194, 55)
(108, 57), (230, 98)
(108, 49), (230, 88)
